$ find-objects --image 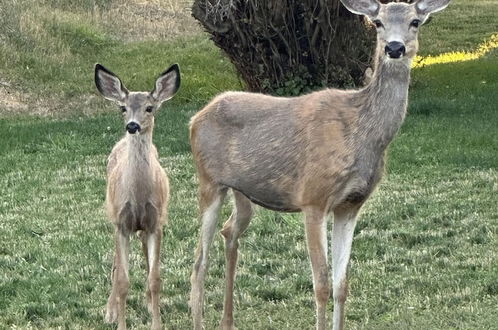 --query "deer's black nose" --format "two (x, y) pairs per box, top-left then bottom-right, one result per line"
(385, 41), (406, 58)
(126, 122), (140, 134)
